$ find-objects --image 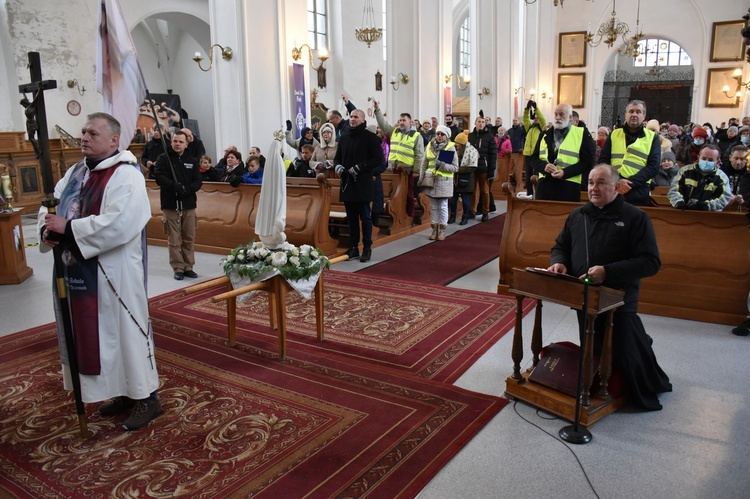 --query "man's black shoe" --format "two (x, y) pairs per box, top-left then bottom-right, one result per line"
(447, 215), (456, 224)
(98, 396), (135, 417)
(346, 247), (360, 260)
(481, 213), (489, 222)
(459, 215), (469, 225)
(732, 319), (750, 336)
(183, 270), (198, 278)
(360, 249), (372, 262)
(467, 211), (476, 218)
(174, 272), (184, 280)
(122, 398), (164, 431)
